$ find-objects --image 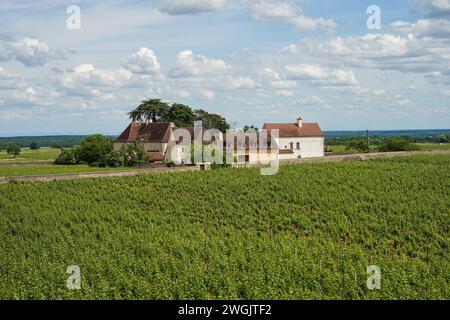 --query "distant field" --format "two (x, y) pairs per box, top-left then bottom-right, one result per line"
(329, 143), (450, 153)
(0, 154), (448, 299)
(0, 164), (133, 177)
(0, 148), (61, 162)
